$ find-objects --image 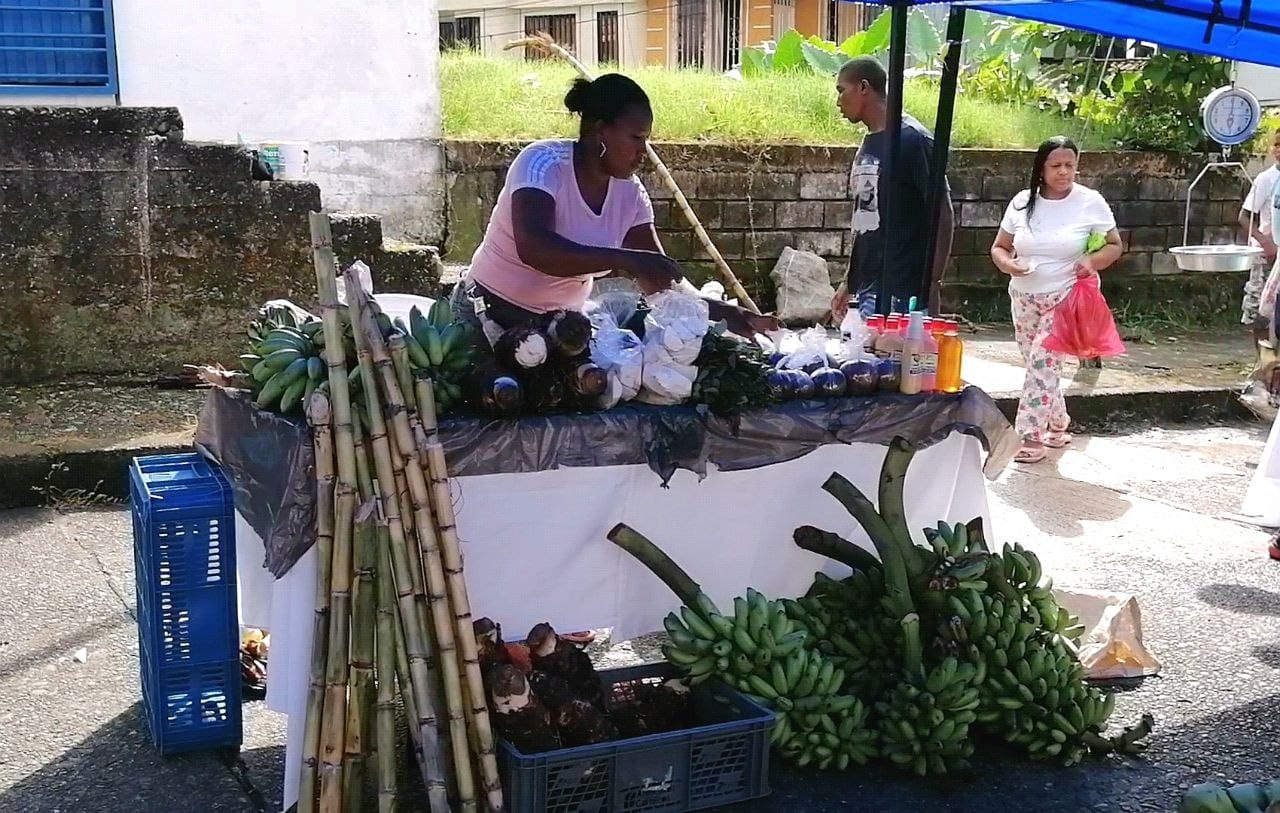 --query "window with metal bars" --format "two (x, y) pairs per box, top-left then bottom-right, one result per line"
(441, 16), (481, 52)
(524, 13), (576, 59)
(0, 0), (117, 92)
(597, 10), (618, 65)
(675, 0), (740, 72)
(825, 0), (873, 44)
